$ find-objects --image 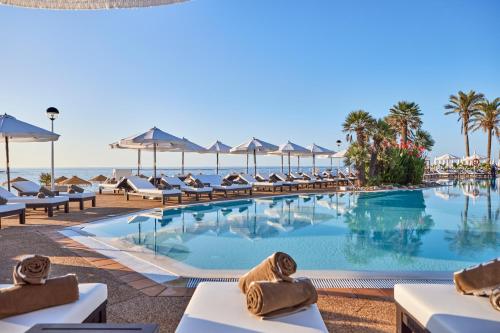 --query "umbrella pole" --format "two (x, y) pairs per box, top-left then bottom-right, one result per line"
(182, 151), (185, 175)
(281, 155), (284, 173)
(246, 154), (249, 174)
(288, 152), (291, 175)
(330, 157), (333, 170)
(5, 137), (10, 191)
(313, 154), (316, 174)
(216, 152), (219, 175)
(137, 149), (141, 176)
(153, 143), (157, 186)
(298, 156), (300, 172)
(253, 149), (257, 176)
